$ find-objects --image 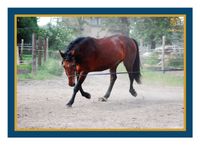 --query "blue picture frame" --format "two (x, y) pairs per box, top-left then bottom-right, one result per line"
(8, 8), (193, 137)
